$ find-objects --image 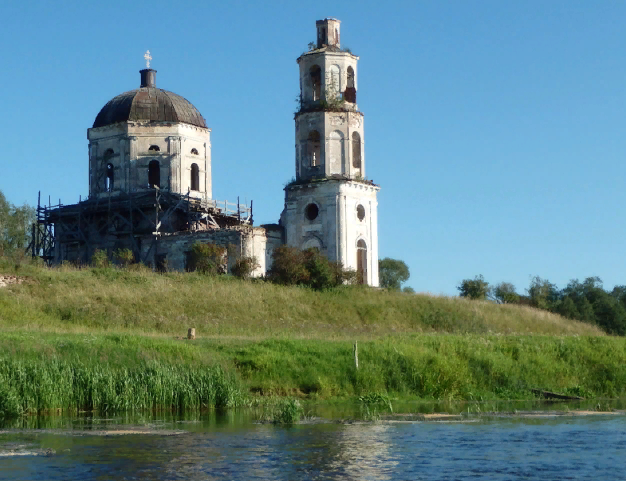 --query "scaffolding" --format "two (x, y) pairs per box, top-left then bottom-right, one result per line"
(31, 189), (253, 266)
